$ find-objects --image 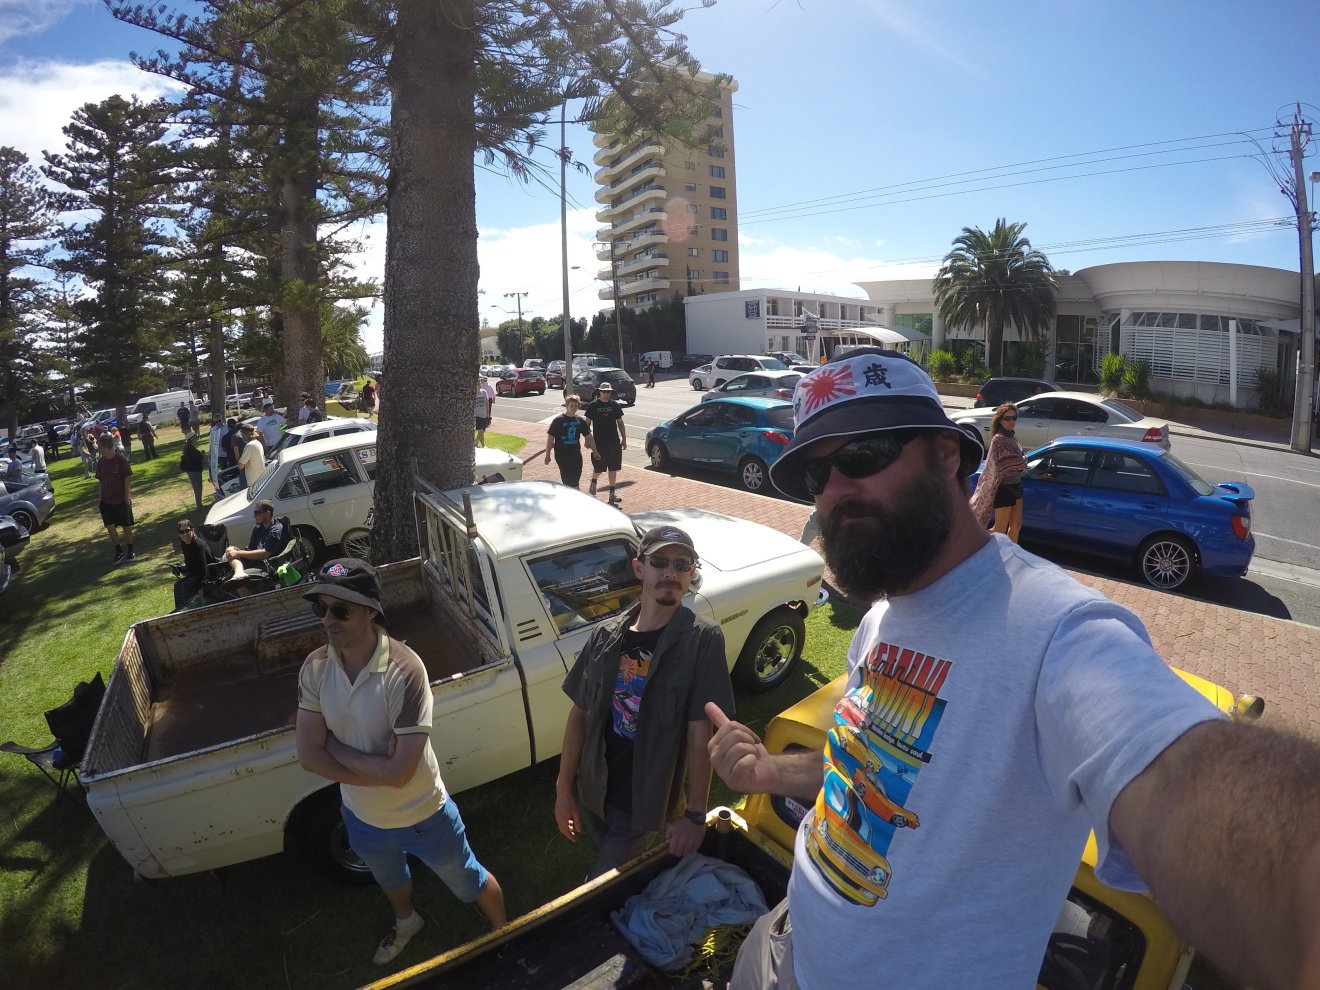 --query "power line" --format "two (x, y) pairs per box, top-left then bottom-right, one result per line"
(740, 127), (1277, 221)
